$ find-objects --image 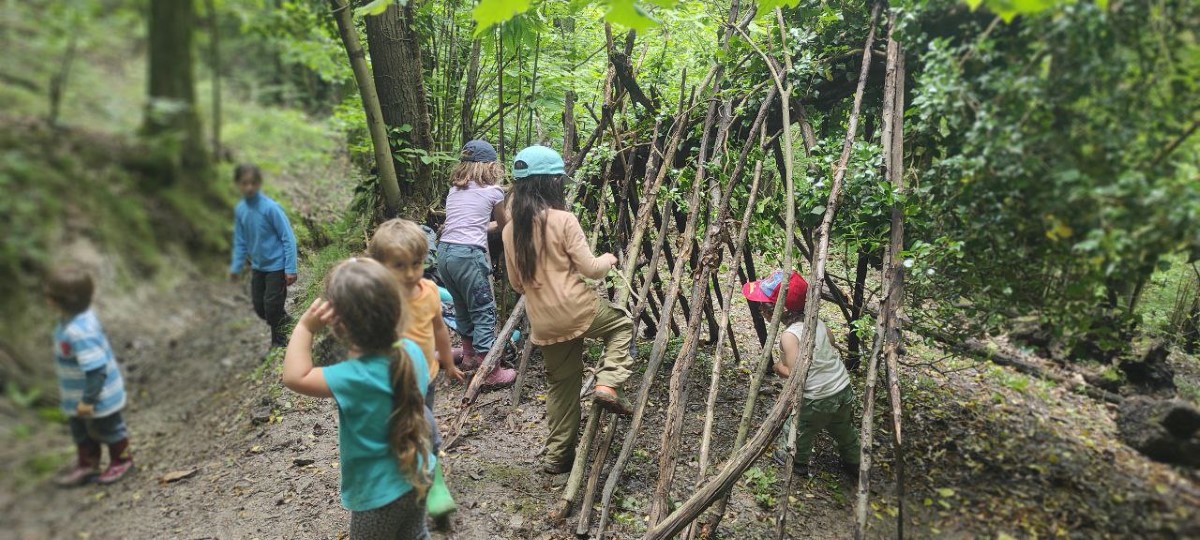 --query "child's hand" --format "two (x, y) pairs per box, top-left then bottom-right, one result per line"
(444, 364), (466, 383)
(599, 253), (618, 268)
(299, 298), (337, 334)
(229, 272), (239, 282)
(75, 402), (94, 418)
(286, 273), (298, 286)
